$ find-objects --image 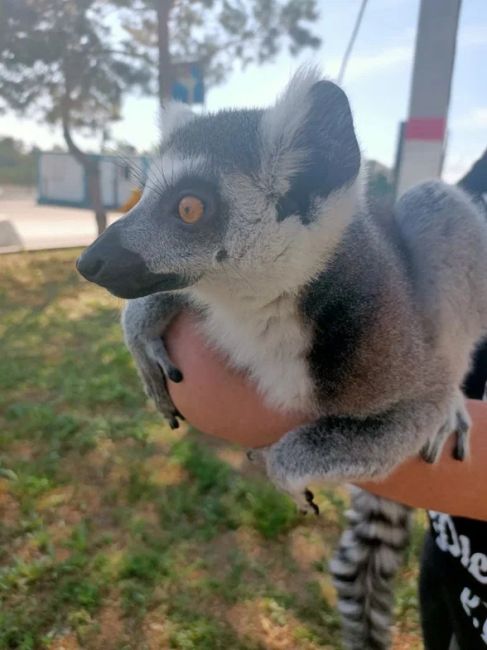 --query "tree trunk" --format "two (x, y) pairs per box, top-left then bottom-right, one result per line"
(156, 0), (173, 106)
(61, 98), (107, 235)
(85, 163), (107, 235)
